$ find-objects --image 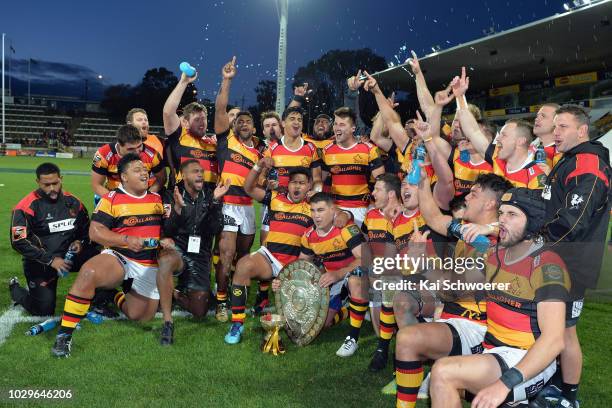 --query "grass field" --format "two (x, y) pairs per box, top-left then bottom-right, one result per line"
(0, 156), (610, 407)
